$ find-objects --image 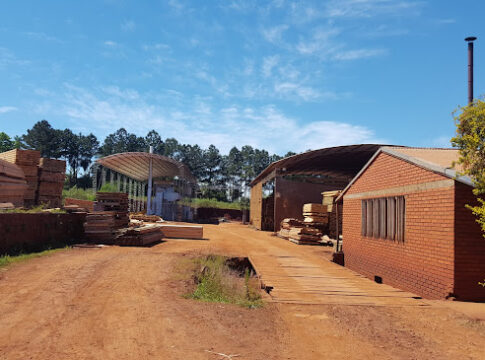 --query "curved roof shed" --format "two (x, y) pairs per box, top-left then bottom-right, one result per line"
(96, 152), (196, 184)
